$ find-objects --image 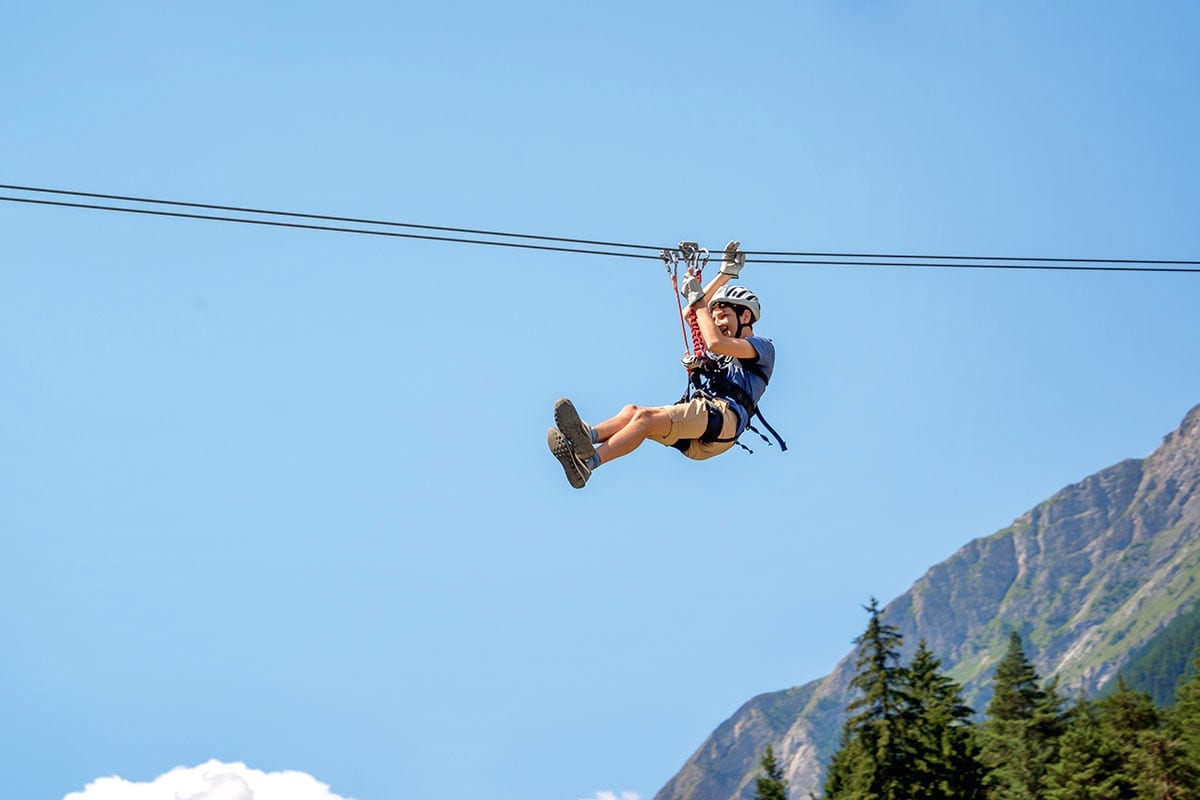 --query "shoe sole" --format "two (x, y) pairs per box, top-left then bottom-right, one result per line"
(547, 428), (588, 489)
(553, 398), (596, 462)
